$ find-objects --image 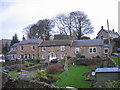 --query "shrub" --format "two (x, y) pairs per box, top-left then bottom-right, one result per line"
(36, 69), (47, 80)
(23, 61), (30, 67)
(76, 53), (85, 58)
(47, 64), (64, 74)
(76, 53), (82, 58)
(105, 80), (120, 88)
(33, 58), (41, 63)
